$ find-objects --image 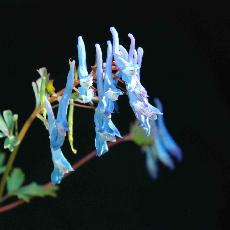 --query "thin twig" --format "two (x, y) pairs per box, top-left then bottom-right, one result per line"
(0, 134), (131, 213)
